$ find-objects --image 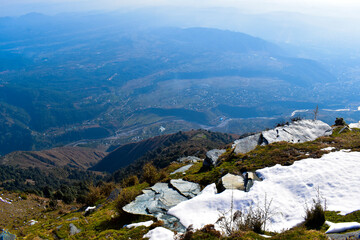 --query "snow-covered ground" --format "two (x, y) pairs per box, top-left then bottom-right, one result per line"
(126, 220), (154, 228)
(349, 122), (360, 129)
(143, 227), (175, 240)
(168, 151), (360, 232)
(325, 221), (360, 233)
